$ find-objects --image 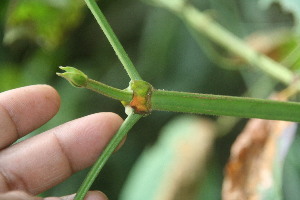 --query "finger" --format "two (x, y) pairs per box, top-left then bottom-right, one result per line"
(0, 85), (60, 149)
(0, 190), (108, 200)
(0, 113), (123, 195)
(0, 190), (42, 200)
(55, 191), (108, 200)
